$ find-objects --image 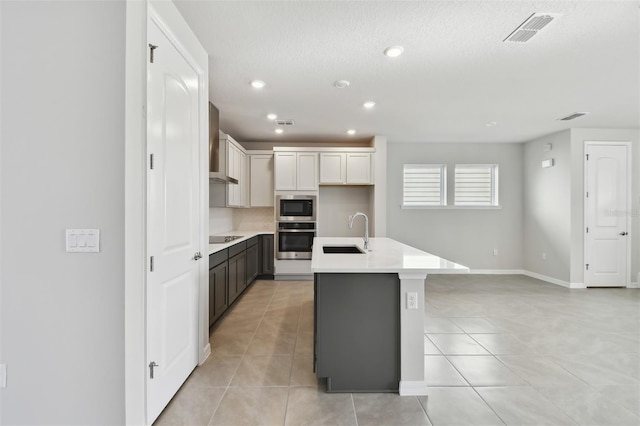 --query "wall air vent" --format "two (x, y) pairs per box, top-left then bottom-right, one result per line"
(274, 119), (295, 126)
(558, 112), (589, 121)
(504, 13), (561, 43)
